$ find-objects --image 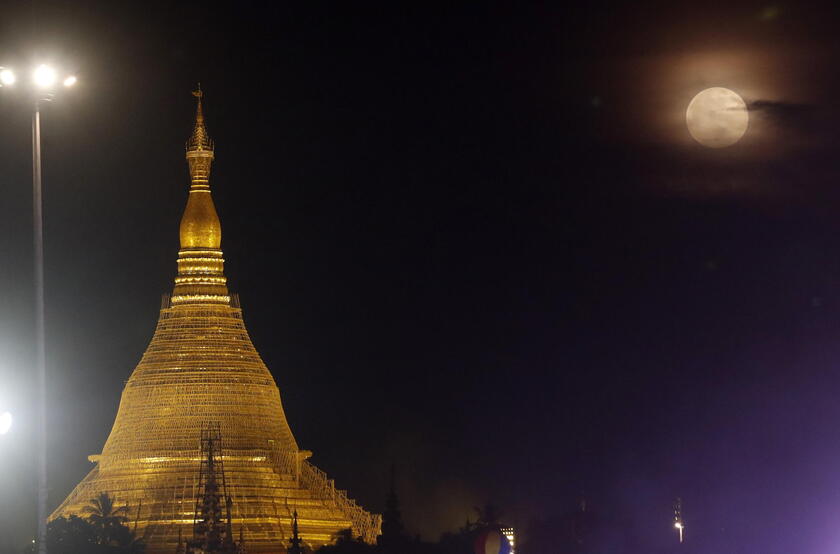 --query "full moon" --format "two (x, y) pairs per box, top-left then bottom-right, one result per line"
(0, 411), (11, 435)
(685, 87), (749, 148)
